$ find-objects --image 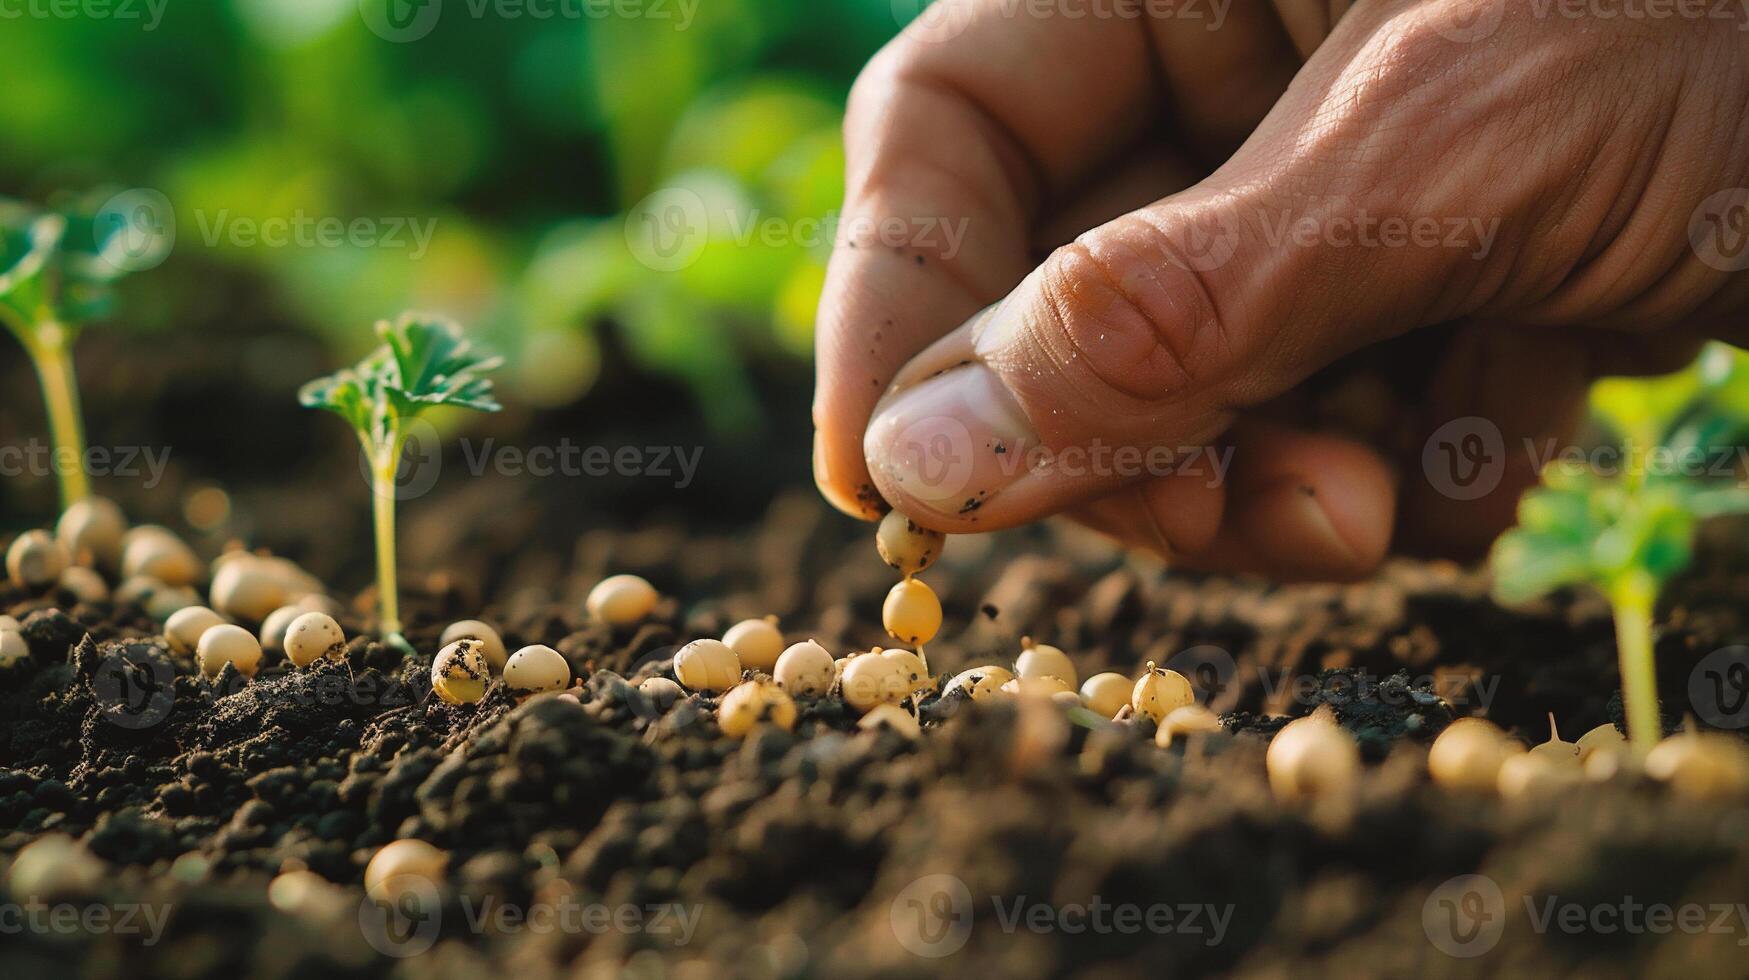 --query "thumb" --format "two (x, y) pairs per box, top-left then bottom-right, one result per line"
(861, 5), (1559, 532)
